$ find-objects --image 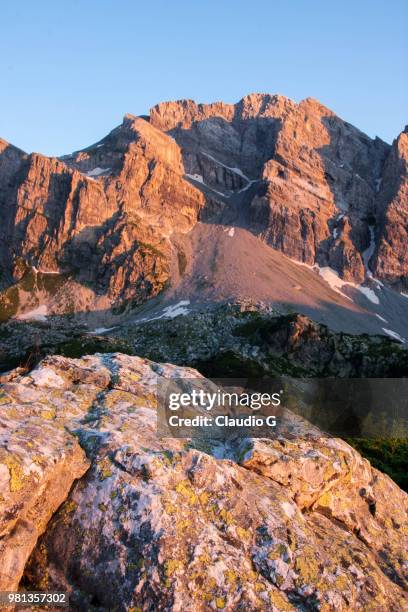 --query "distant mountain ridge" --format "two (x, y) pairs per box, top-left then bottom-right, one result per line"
(0, 94), (407, 338)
